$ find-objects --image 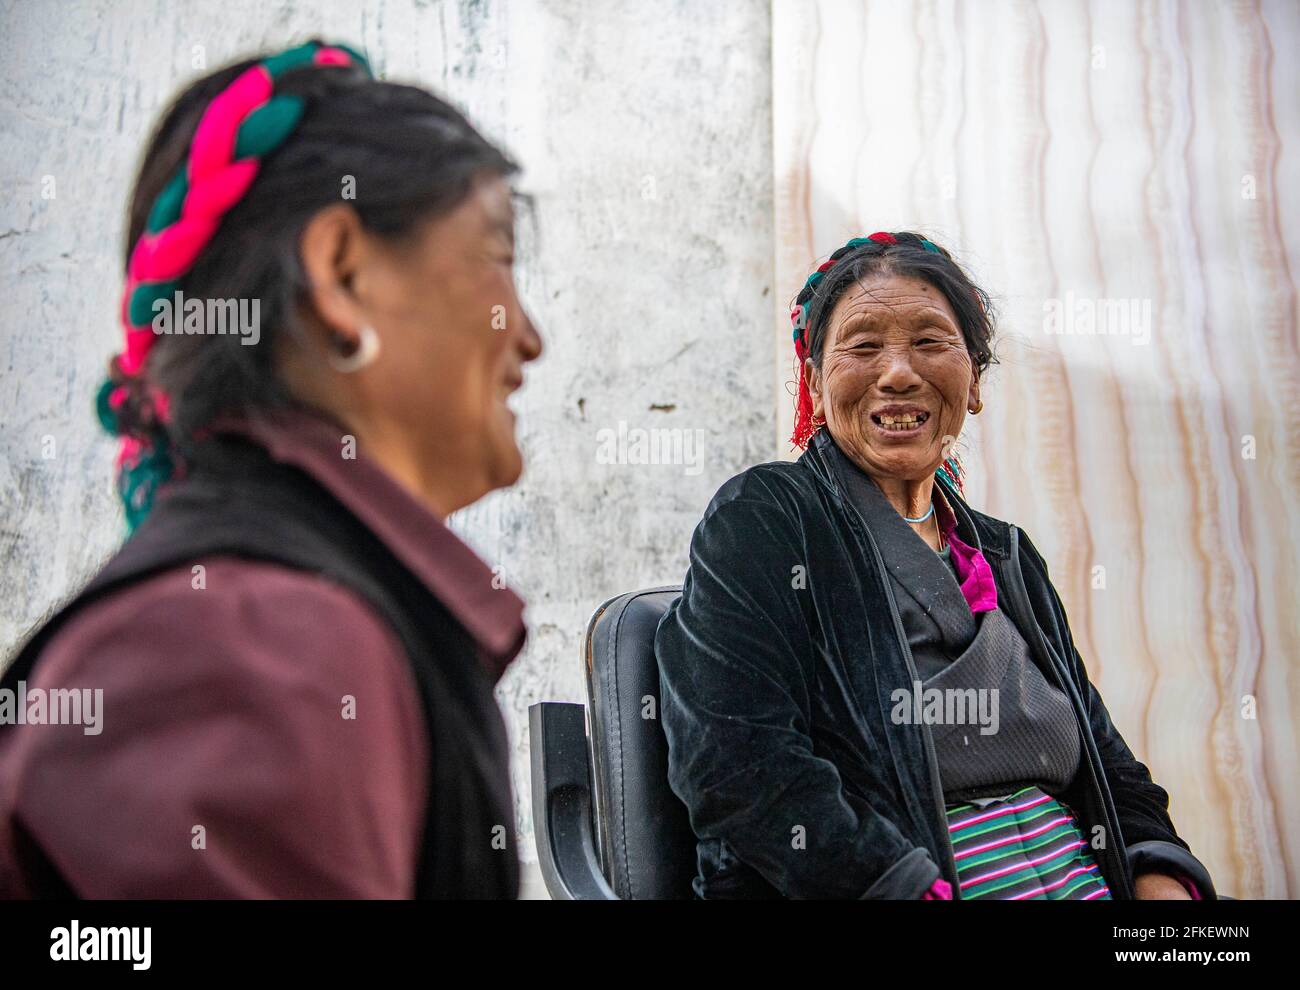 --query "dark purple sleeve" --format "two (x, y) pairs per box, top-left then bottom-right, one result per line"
(2, 559), (429, 898)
